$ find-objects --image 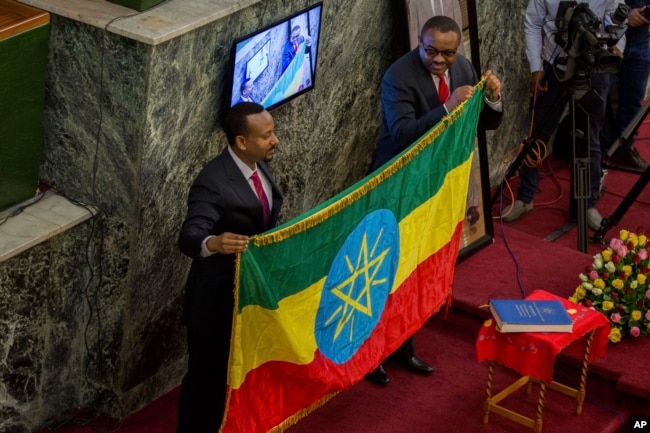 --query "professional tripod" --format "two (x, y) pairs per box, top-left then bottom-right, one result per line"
(592, 100), (650, 243)
(494, 73), (603, 253)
